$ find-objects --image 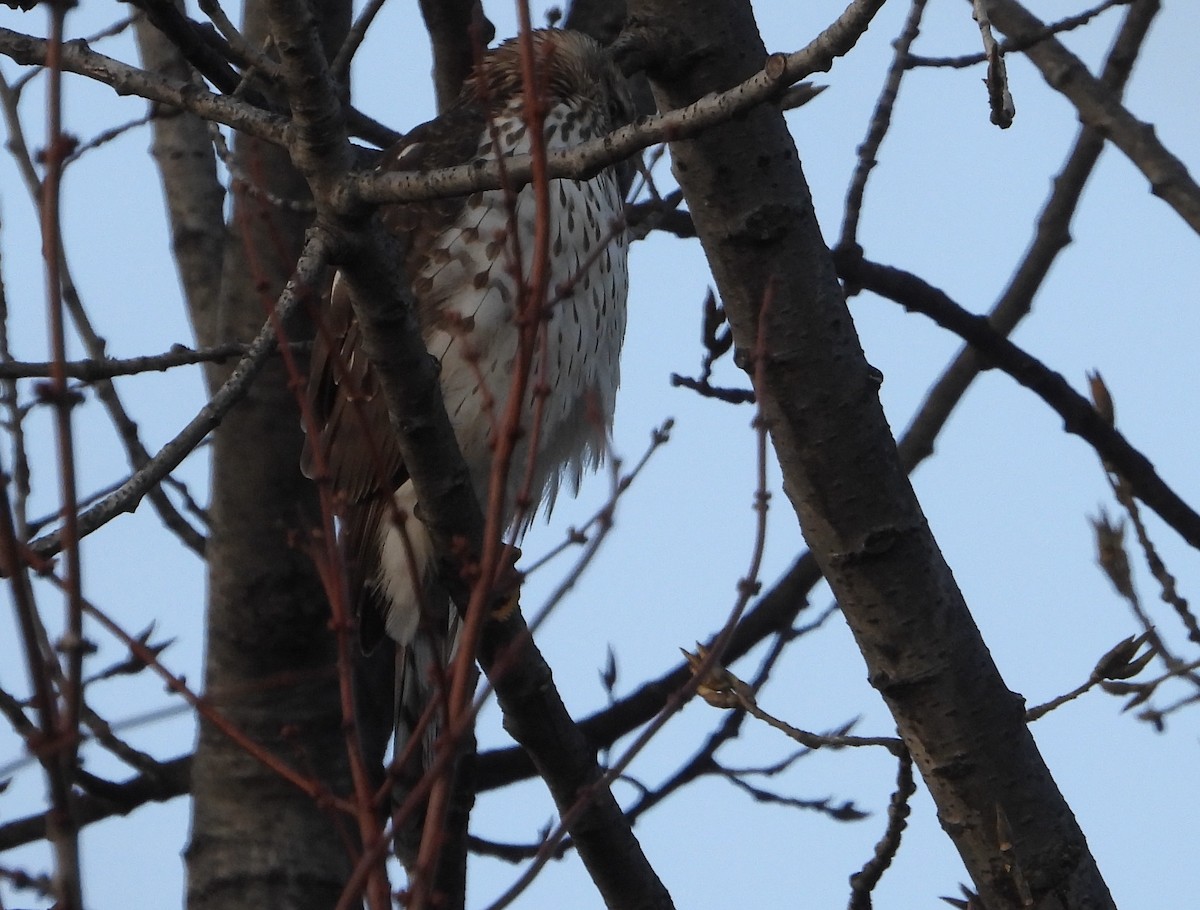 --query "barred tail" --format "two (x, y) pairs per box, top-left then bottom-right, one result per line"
(390, 591), (476, 905)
